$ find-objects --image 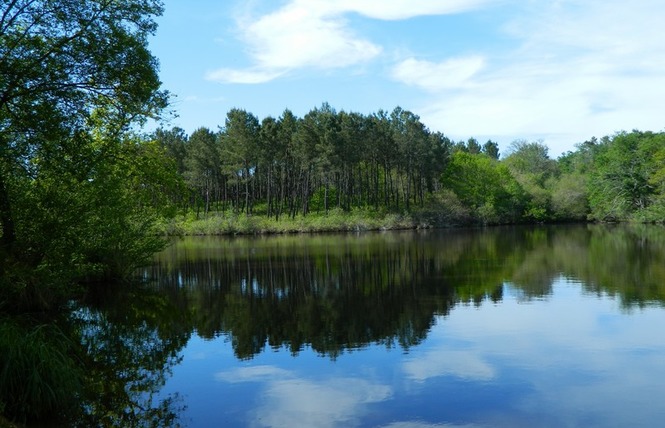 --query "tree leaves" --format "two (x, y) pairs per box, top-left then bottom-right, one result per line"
(0, 0), (170, 306)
